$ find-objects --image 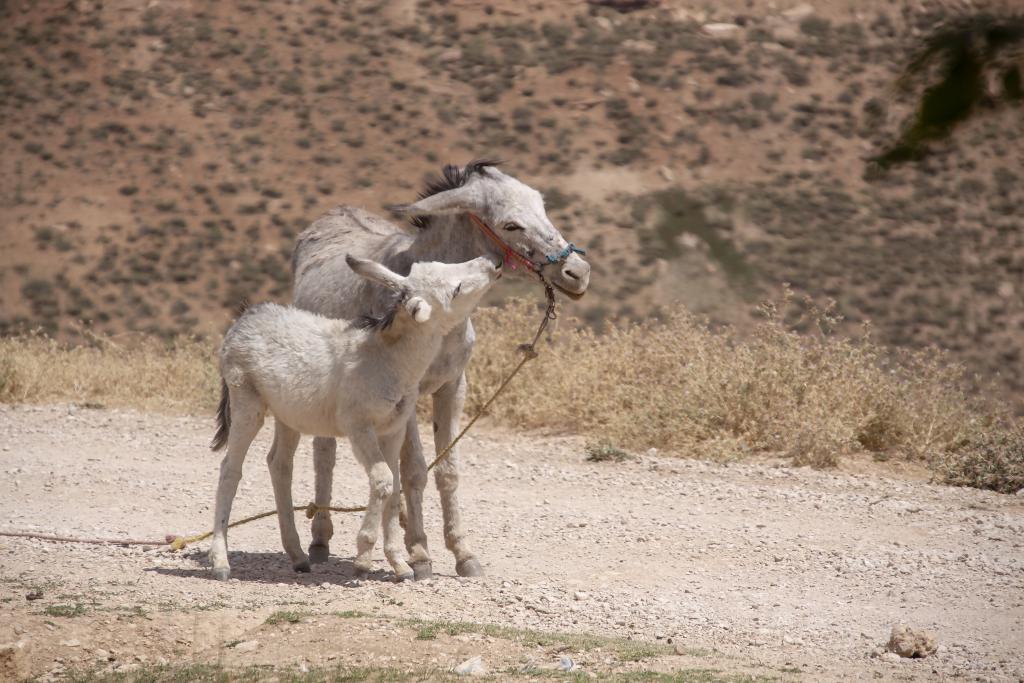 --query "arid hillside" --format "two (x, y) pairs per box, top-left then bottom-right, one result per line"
(1, 0), (1022, 404)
